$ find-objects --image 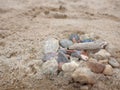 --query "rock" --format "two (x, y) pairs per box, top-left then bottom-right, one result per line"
(58, 48), (67, 54)
(89, 58), (98, 62)
(69, 34), (80, 43)
(58, 62), (64, 71)
(72, 67), (95, 84)
(108, 58), (120, 68)
(98, 60), (109, 64)
(44, 38), (59, 53)
(70, 57), (79, 62)
(62, 61), (79, 72)
(69, 41), (108, 50)
(80, 54), (89, 61)
(71, 50), (81, 58)
(80, 86), (89, 90)
(87, 61), (105, 73)
(41, 59), (58, 75)
(81, 39), (93, 43)
(42, 52), (57, 62)
(60, 39), (73, 48)
(103, 65), (113, 75)
(57, 51), (69, 63)
(94, 49), (111, 60)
